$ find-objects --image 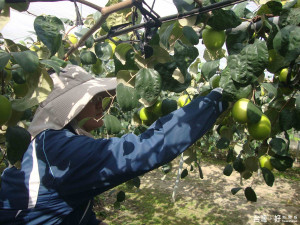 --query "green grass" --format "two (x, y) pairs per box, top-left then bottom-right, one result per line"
(273, 166), (300, 181)
(95, 185), (245, 225)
